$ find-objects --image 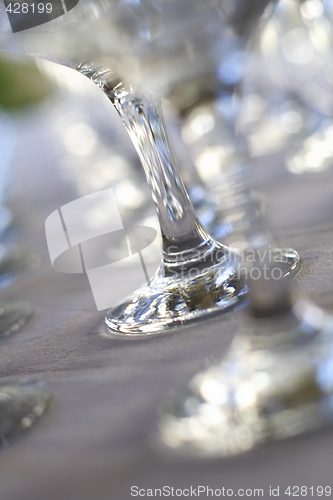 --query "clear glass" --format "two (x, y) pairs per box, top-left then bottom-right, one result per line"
(0, 107), (34, 335)
(72, 64), (247, 334)
(241, 0), (333, 162)
(160, 263), (333, 457)
(153, 0), (333, 455)
(0, 0), (298, 336)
